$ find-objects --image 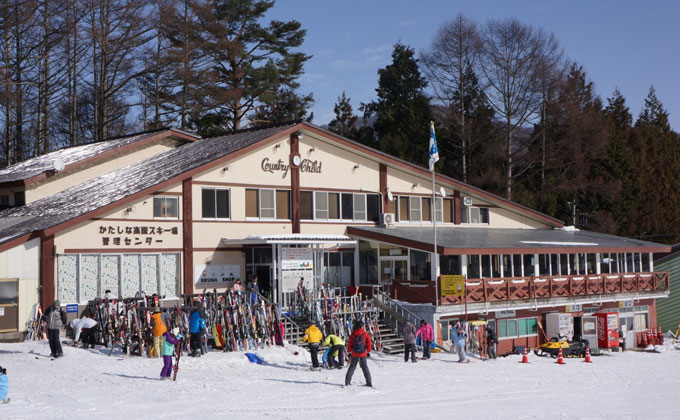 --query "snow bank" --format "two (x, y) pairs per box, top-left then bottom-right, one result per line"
(1, 340), (680, 419)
